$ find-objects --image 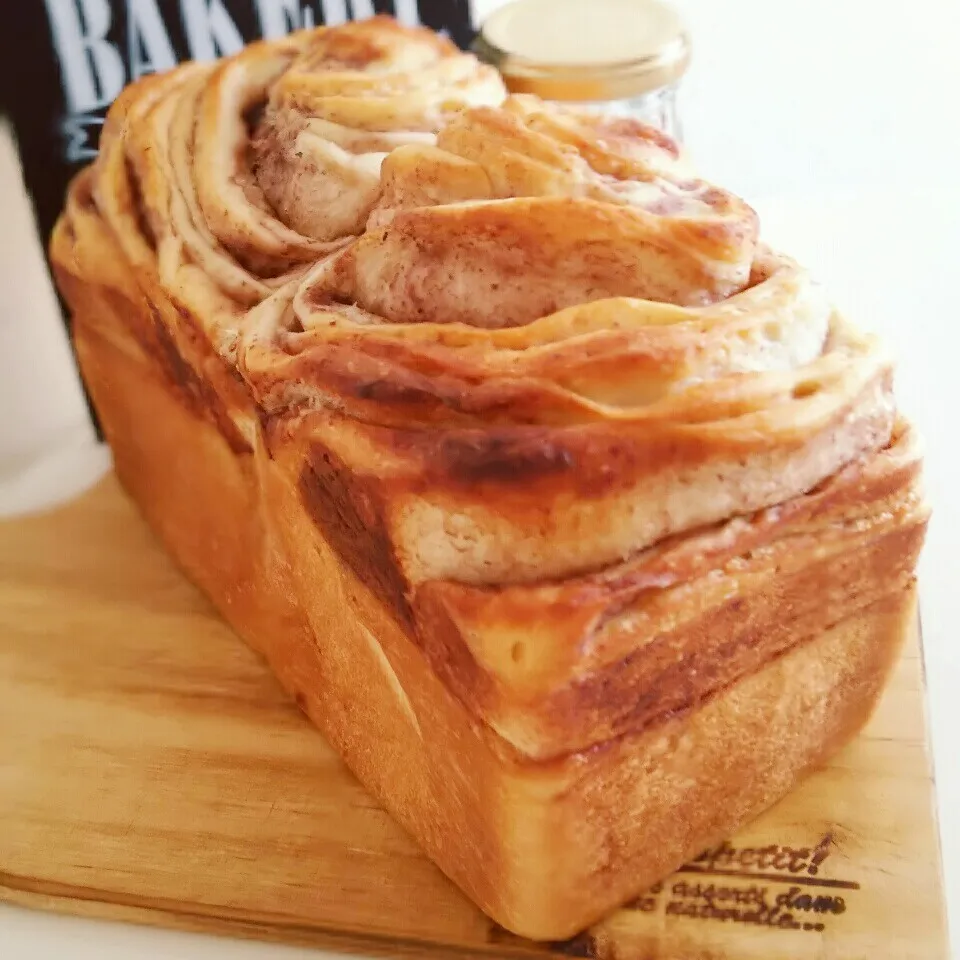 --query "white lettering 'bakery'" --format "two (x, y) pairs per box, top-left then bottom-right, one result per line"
(128, 0), (177, 81)
(259, 0), (421, 34)
(180, 0), (244, 60)
(45, 0), (125, 115)
(42, 0), (427, 159)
